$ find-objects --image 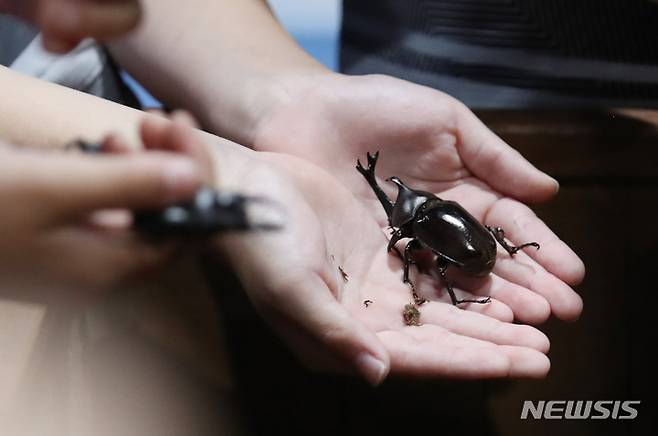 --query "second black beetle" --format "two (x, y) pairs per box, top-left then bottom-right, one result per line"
(356, 151), (540, 307)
